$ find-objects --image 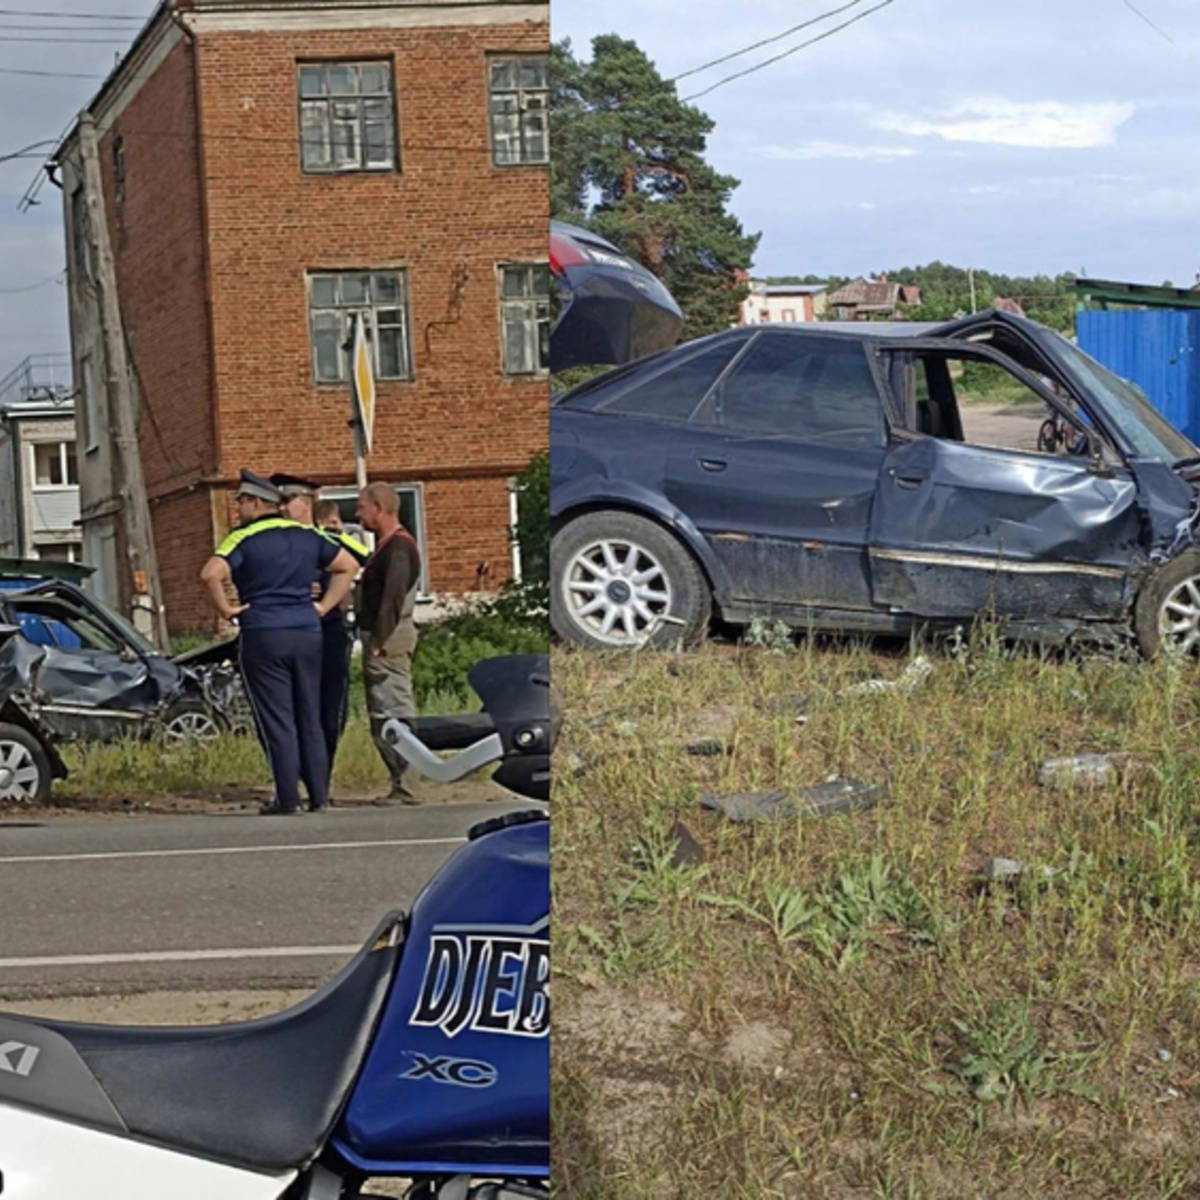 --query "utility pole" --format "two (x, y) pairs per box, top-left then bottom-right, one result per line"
(78, 112), (169, 649)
